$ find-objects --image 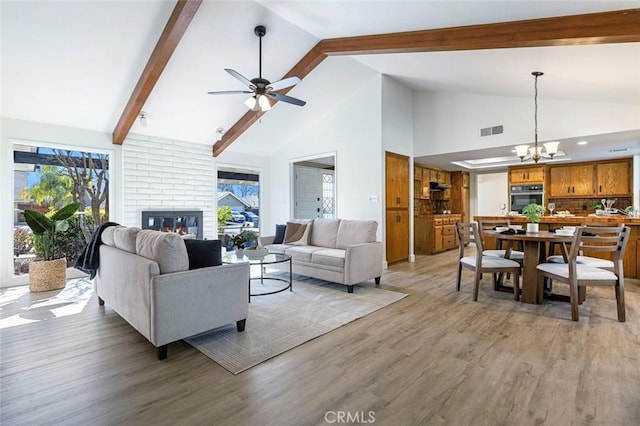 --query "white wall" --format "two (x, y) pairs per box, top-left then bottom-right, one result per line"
(413, 92), (640, 157)
(1, 118), (121, 287)
(381, 75), (414, 261)
(264, 74), (384, 240)
(474, 172), (509, 217)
